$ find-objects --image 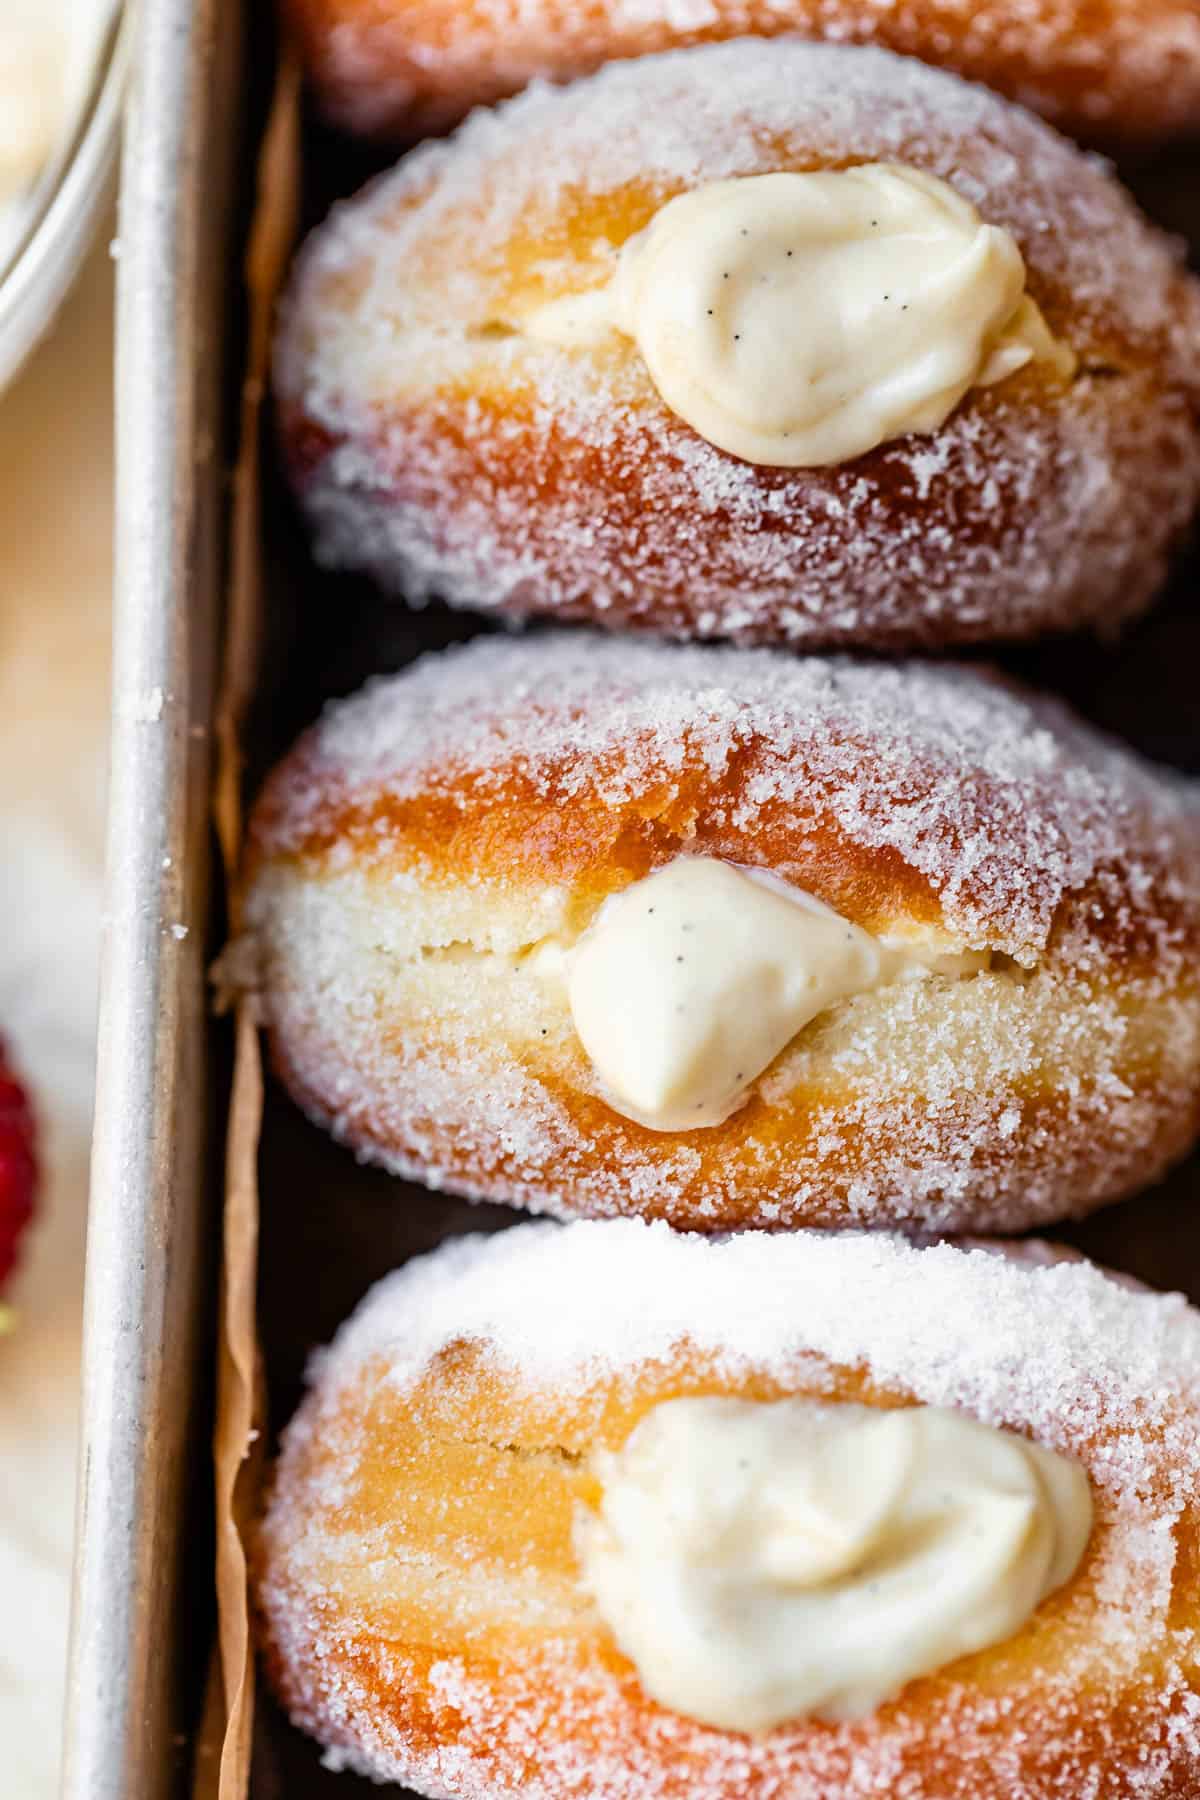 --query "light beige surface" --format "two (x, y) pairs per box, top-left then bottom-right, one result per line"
(0, 237), (112, 1799)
